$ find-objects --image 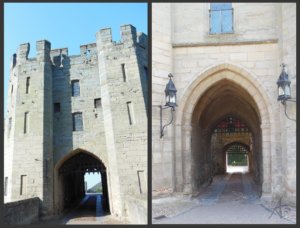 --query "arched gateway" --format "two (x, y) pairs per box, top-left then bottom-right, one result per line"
(54, 149), (110, 214)
(174, 63), (273, 197)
